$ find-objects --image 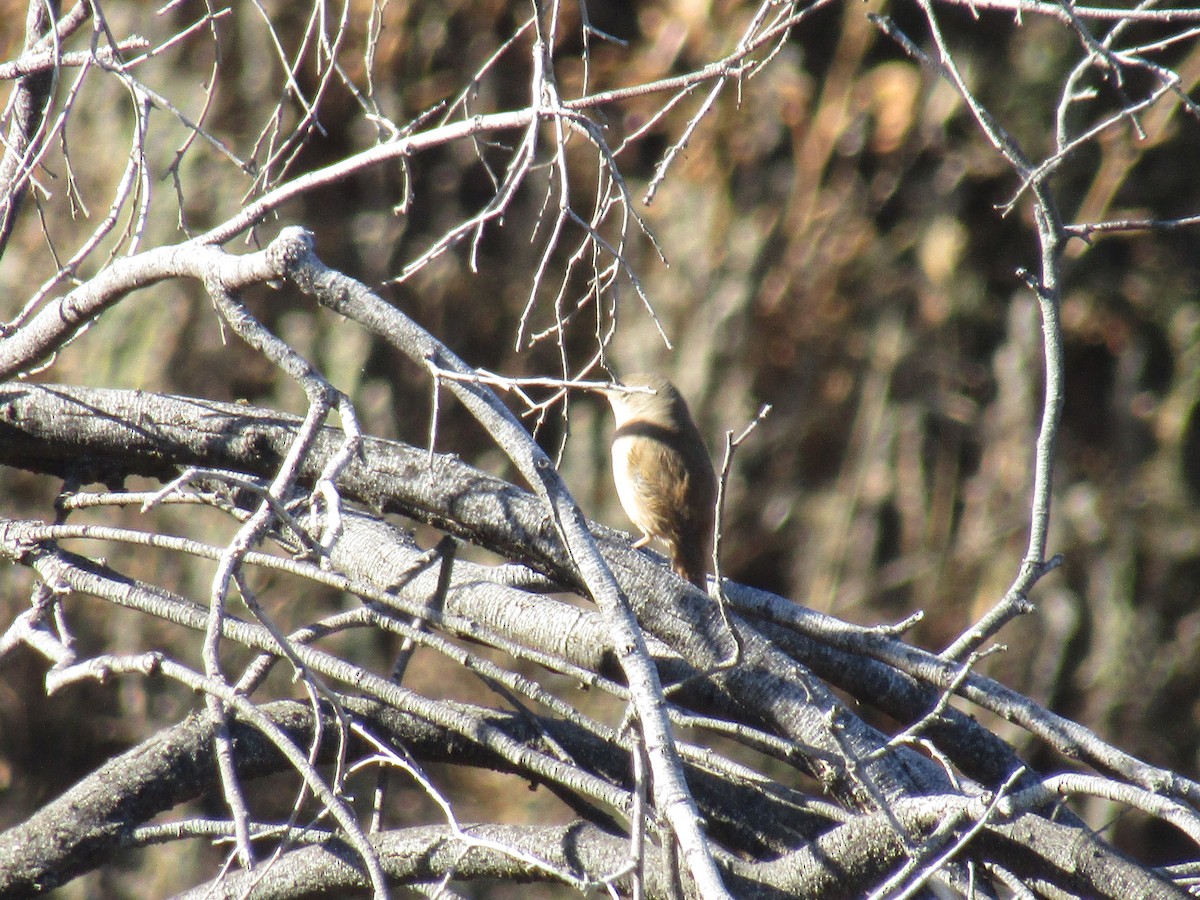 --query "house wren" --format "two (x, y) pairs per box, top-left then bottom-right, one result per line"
(604, 373), (717, 589)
